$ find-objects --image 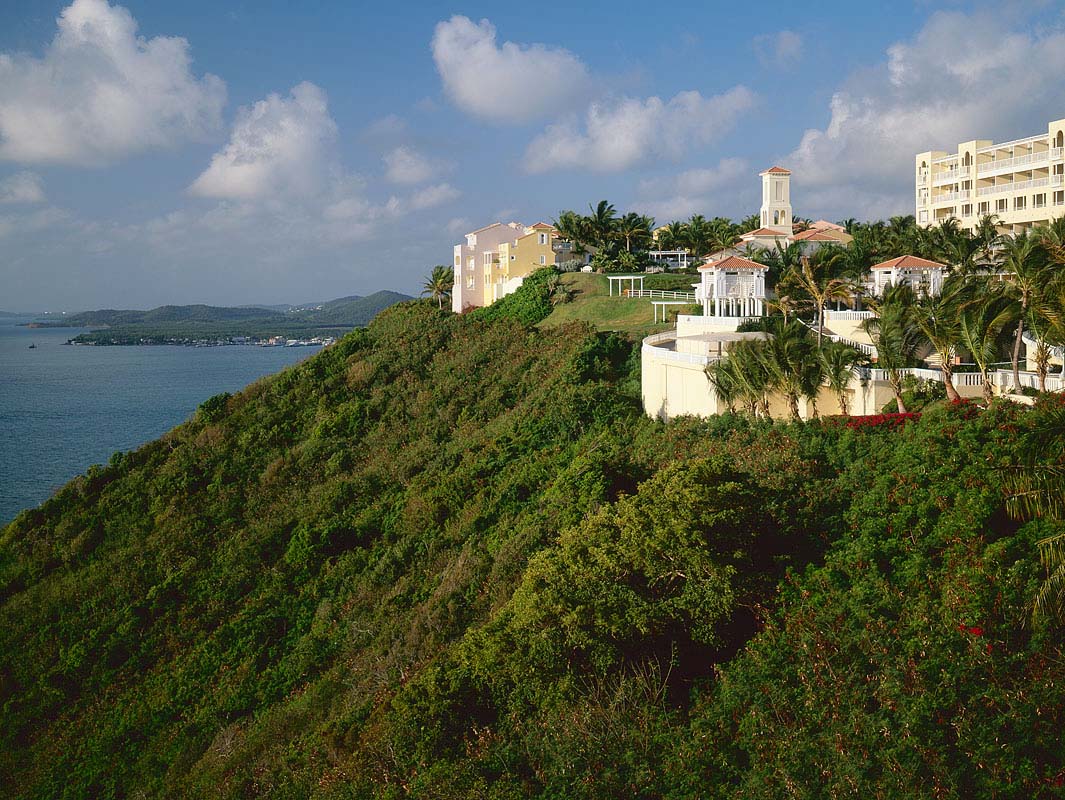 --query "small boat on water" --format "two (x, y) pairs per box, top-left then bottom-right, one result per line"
(28, 343), (36, 349)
